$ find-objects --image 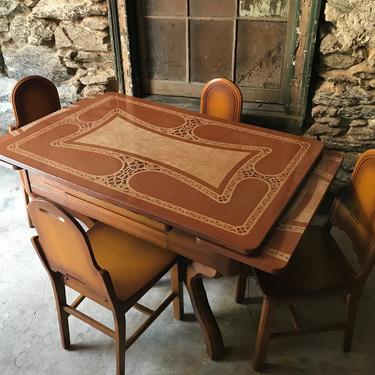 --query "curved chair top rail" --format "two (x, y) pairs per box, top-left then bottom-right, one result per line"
(200, 78), (243, 122)
(11, 75), (61, 129)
